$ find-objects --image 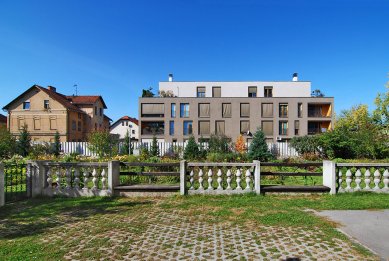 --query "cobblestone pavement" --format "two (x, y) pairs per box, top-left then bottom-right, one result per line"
(40, 208), (376, 260)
